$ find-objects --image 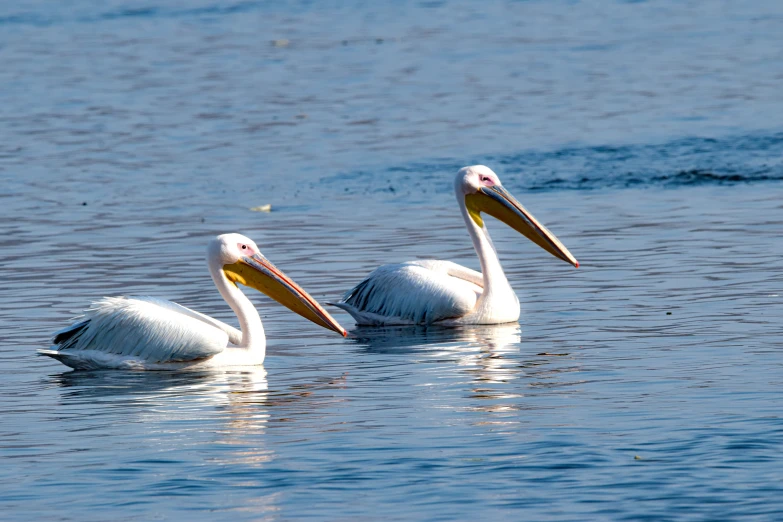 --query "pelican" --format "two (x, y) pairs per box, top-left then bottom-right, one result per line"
(332, 165), (578, 325)
(39, 233), (346, 370)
